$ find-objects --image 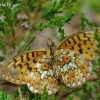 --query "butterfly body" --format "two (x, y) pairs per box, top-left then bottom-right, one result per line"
(2, 28), (100, 94)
